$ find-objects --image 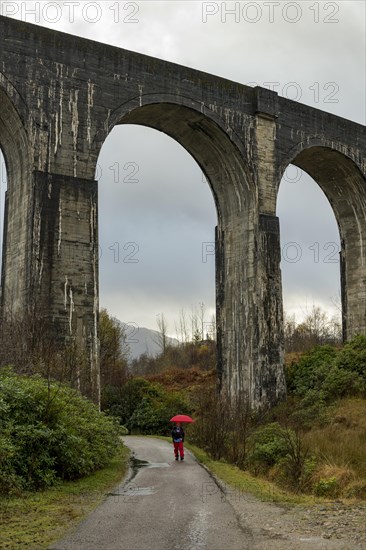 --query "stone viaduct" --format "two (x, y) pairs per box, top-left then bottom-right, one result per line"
(0, 15), (365, 407)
